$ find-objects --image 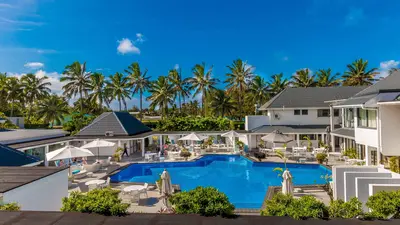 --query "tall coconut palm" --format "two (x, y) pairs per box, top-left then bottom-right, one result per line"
(89, 72), (110, 111)
(60, 61), (91, 112)
(225, 59), (254, 118)
(5, 77), (23, 117)
(210, 90), (236, 117)
(342, 59), (378, 86)
(147, 76), (174, 118)
(315, 69), (341, 87)
(186, 62), (219, 116)
(125, 62), (151, 120)
(246, 75), (269, 106)
(21, 73), (51, 122)
(267, 73), (289, 96)
(291, 68), (316, 87)
(168, 68), (189, 112)
(106, 72), (131, 111)
(37, 94), (69, 127)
